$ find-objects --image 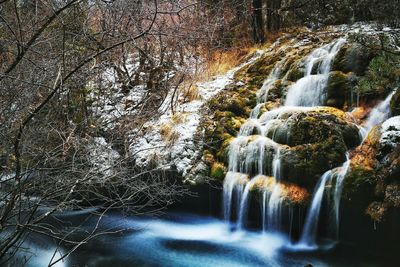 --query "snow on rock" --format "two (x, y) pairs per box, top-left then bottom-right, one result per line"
(380, 116), (400, 148)
(91, 84), (147, 130)
(129, 50), (265, 177)
(88, 137), (120, 176)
